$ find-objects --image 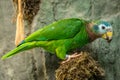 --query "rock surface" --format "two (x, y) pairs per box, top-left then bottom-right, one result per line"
(0, 0), (120, 80)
